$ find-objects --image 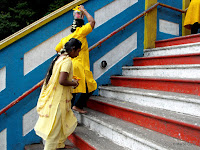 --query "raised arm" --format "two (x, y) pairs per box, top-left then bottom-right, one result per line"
(79, 5), (95, 29)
